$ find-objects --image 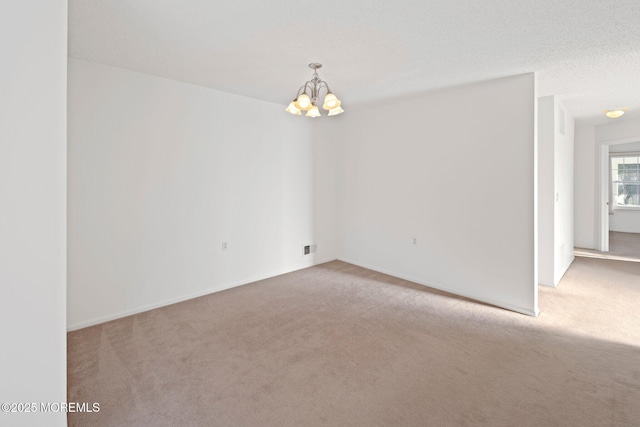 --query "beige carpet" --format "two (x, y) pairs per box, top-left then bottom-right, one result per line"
(575, 231), (640, 262)
(68, 259), (640, 426)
